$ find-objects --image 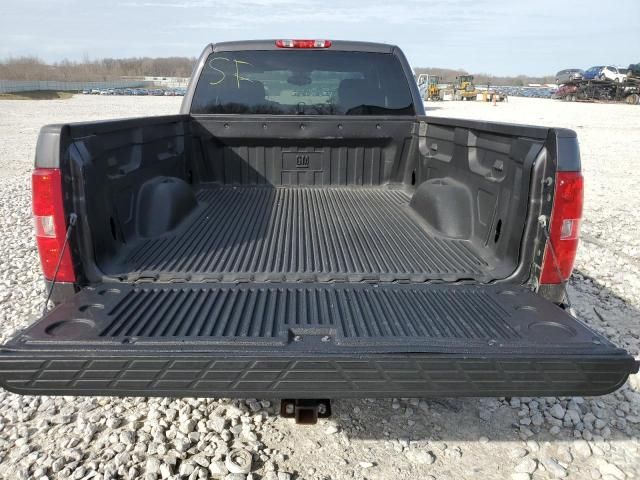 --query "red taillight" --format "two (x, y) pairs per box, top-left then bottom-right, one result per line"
(540, 171), (583, 284)
(32, 168), (76, 282)
(275, 39), (332, 48)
